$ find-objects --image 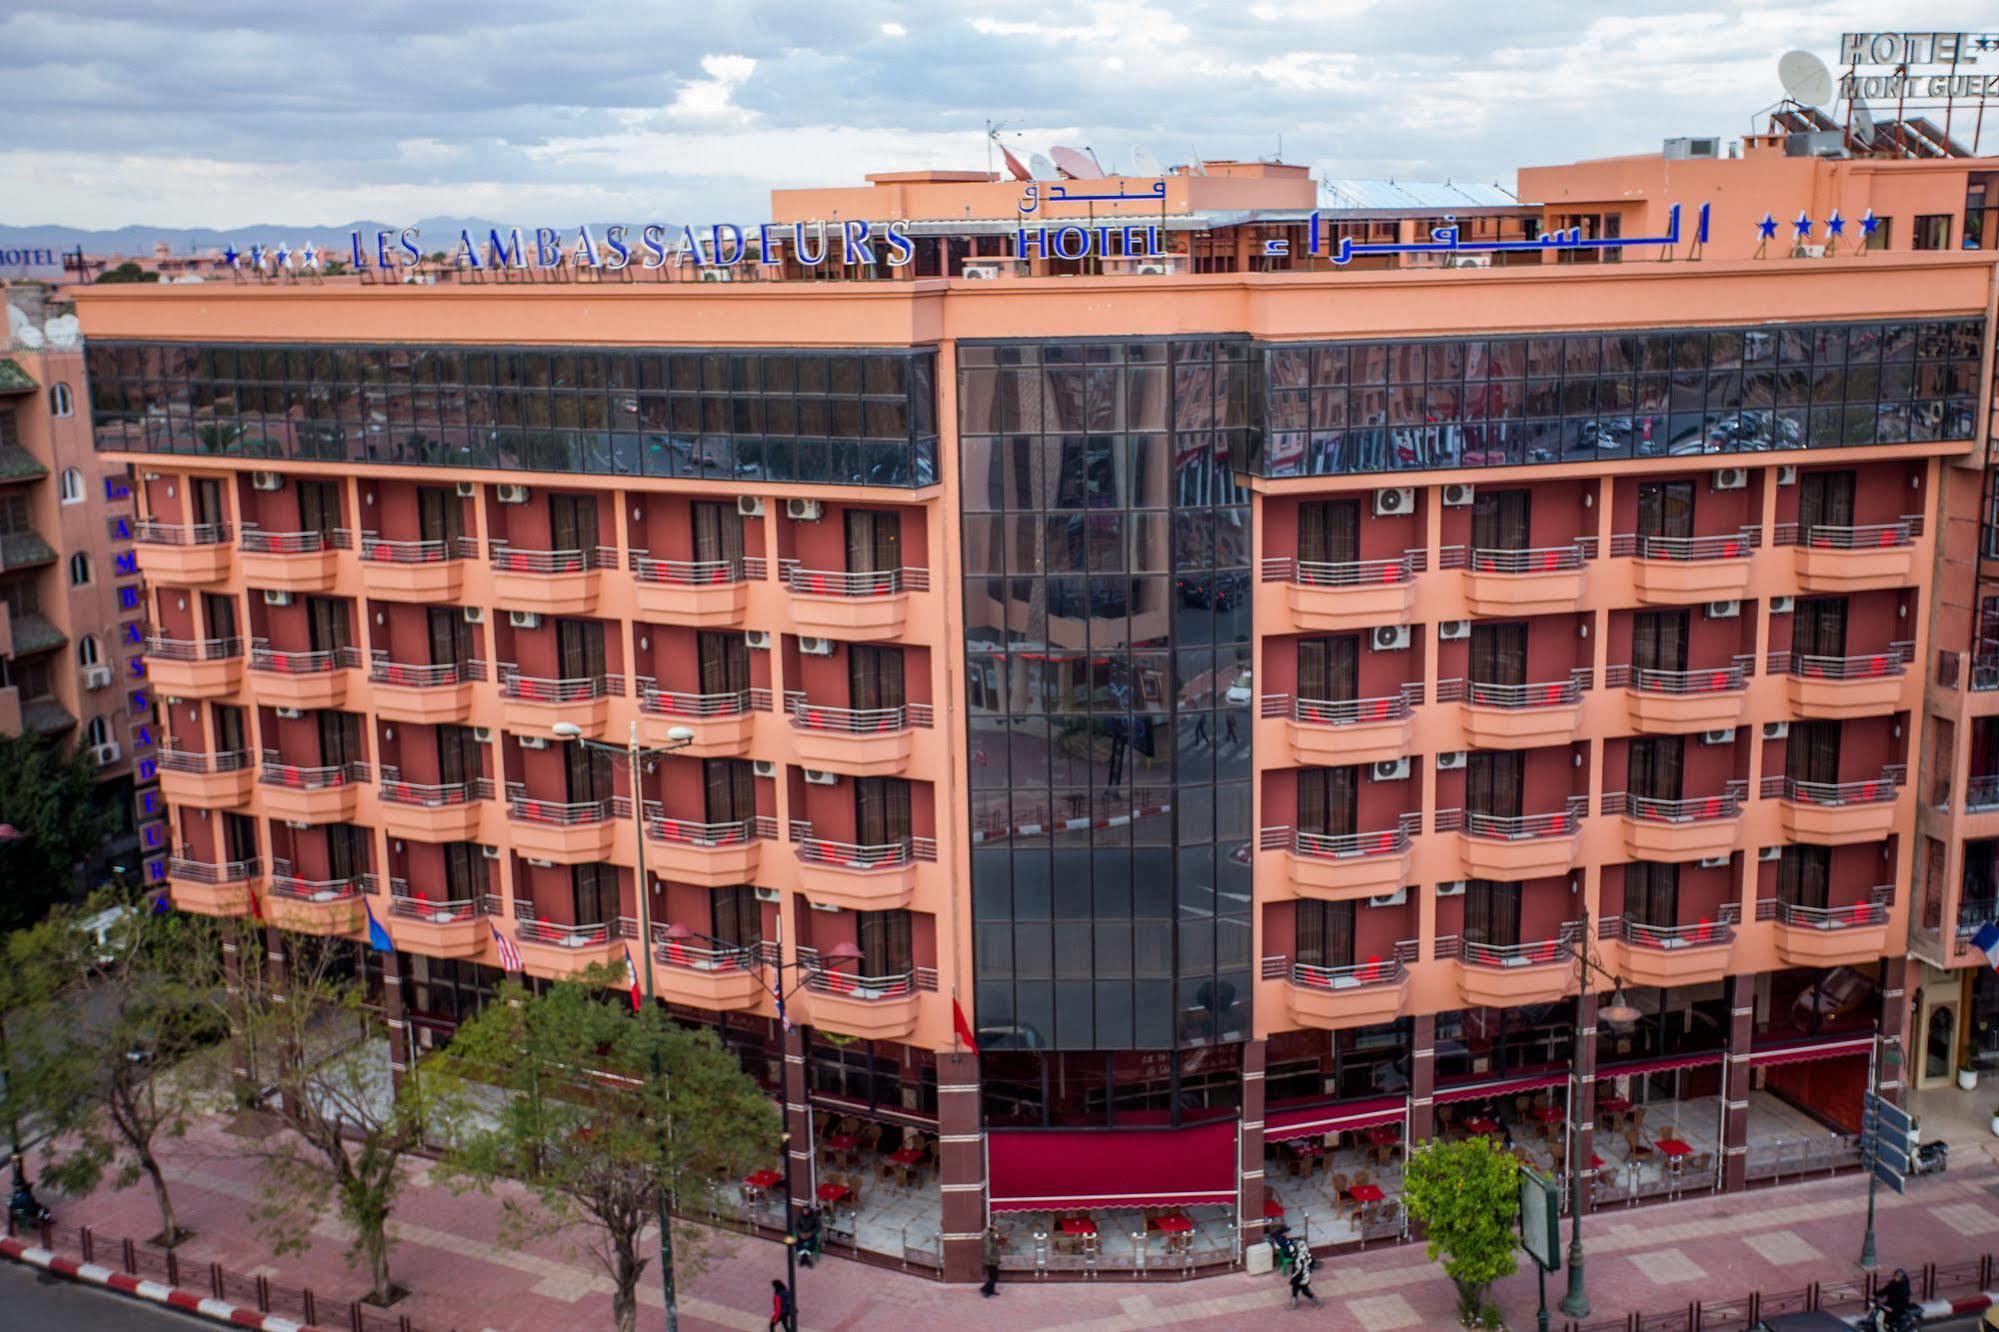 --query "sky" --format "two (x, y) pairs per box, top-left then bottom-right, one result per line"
(2, 1), (1997, 229)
